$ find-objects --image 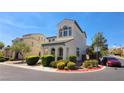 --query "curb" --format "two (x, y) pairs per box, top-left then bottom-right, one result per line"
(0, 63), (105, 73)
